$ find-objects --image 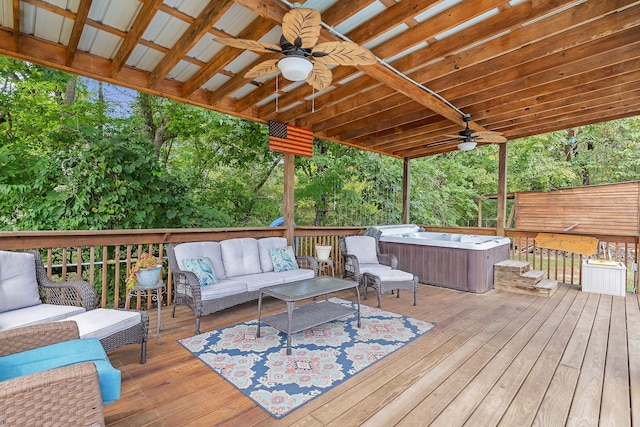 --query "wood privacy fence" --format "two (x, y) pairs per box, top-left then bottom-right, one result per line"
(0, 225), (636, 311)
